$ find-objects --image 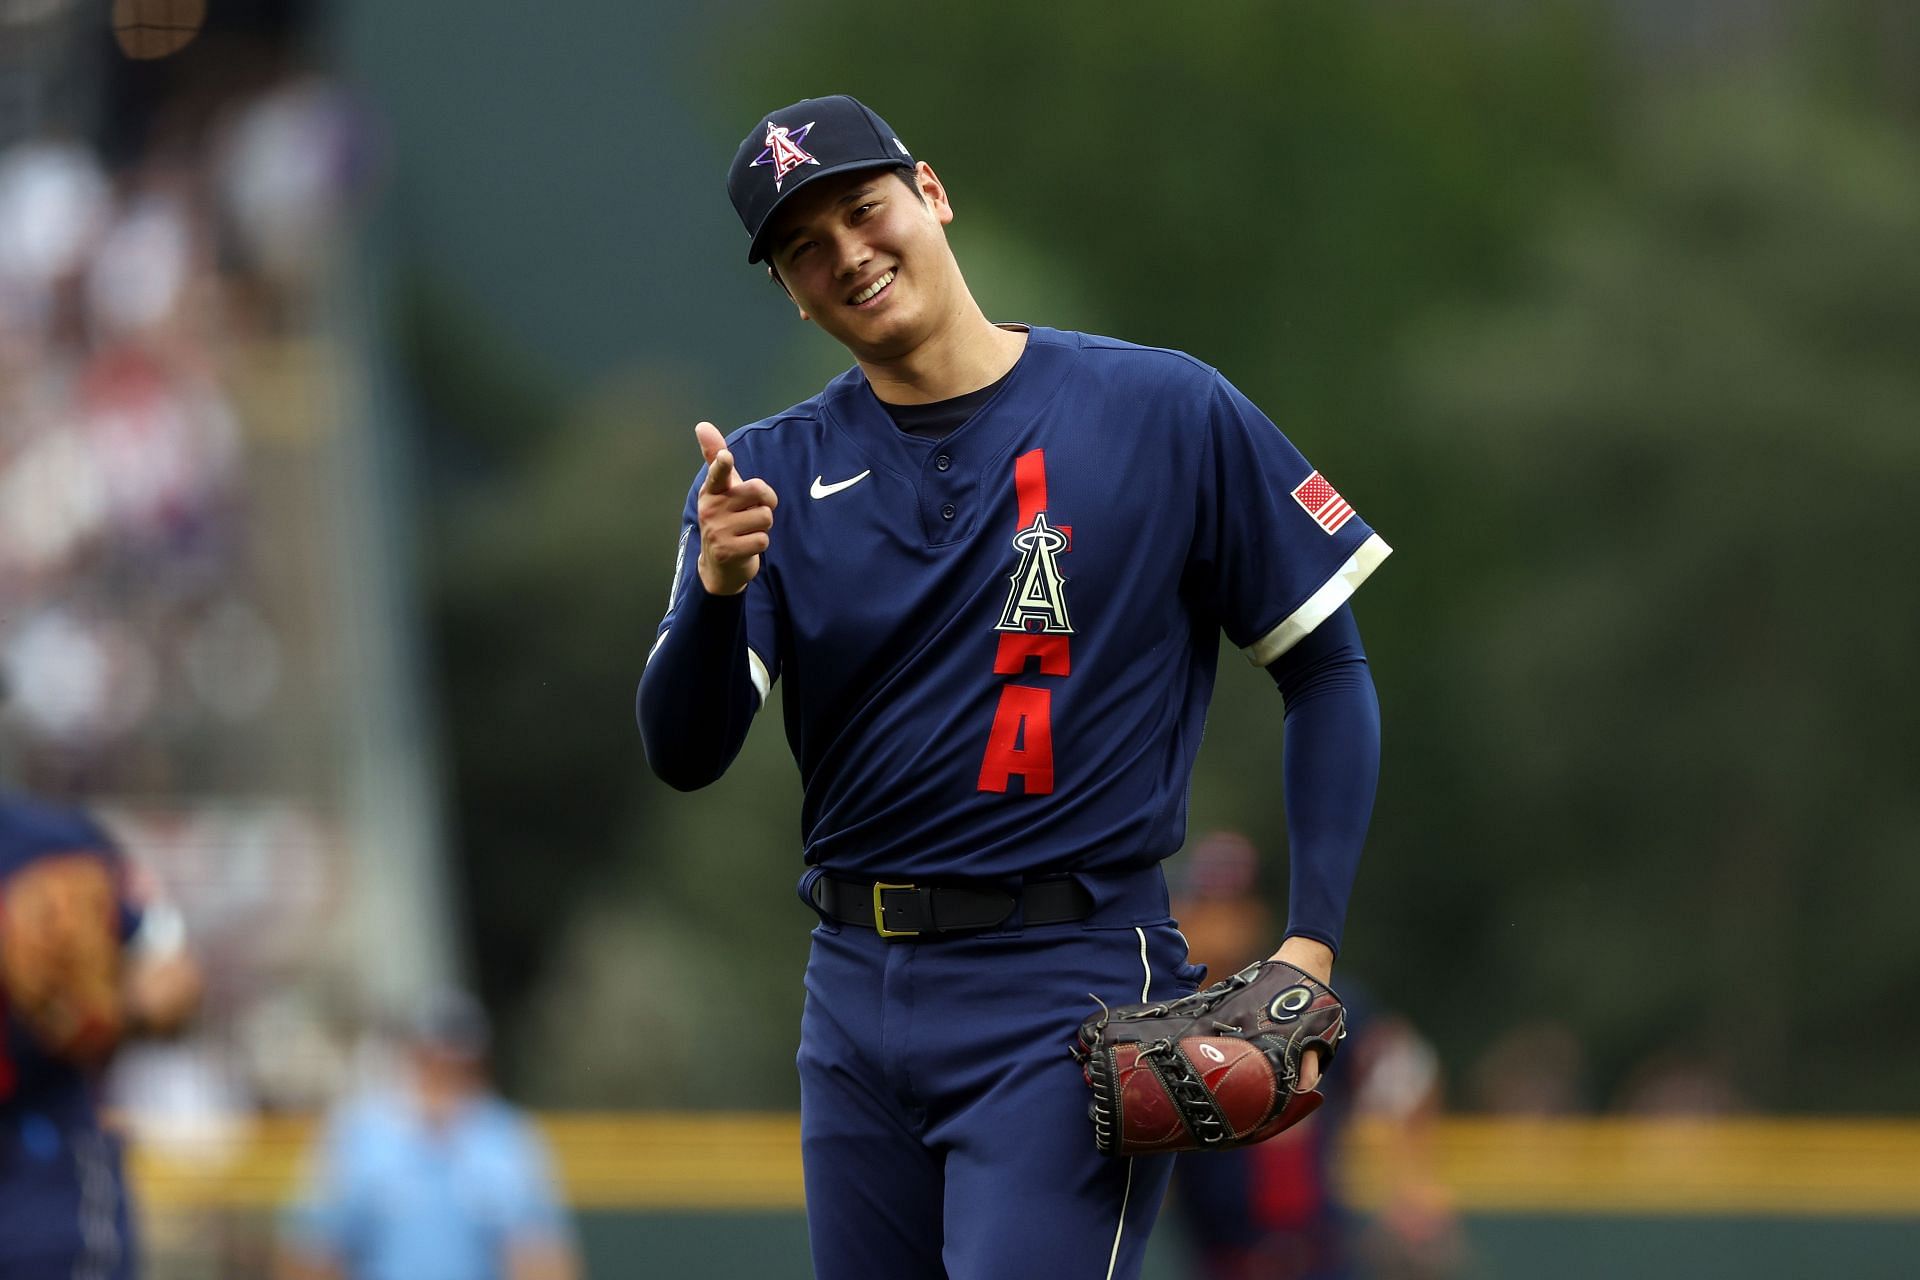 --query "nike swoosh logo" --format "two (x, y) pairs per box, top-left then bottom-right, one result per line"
(810, 470), (872, 499)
